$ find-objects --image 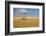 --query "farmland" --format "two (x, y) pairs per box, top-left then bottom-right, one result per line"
(13, 16), (39, 28)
